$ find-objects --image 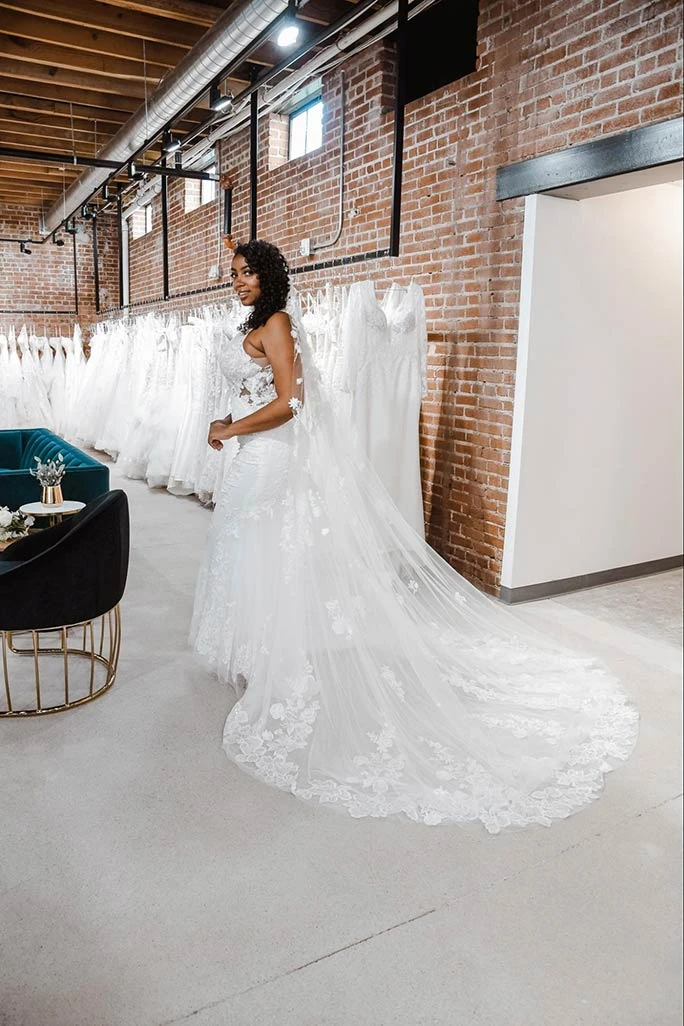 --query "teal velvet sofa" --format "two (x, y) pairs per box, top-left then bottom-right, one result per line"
(0, 429), (109, 510)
